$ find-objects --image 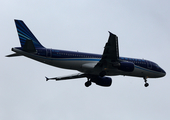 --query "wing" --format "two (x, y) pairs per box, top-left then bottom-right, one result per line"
(46, 73), (87, 81)
(95, 32), (119, 69)
(102, 32), (119, 61)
